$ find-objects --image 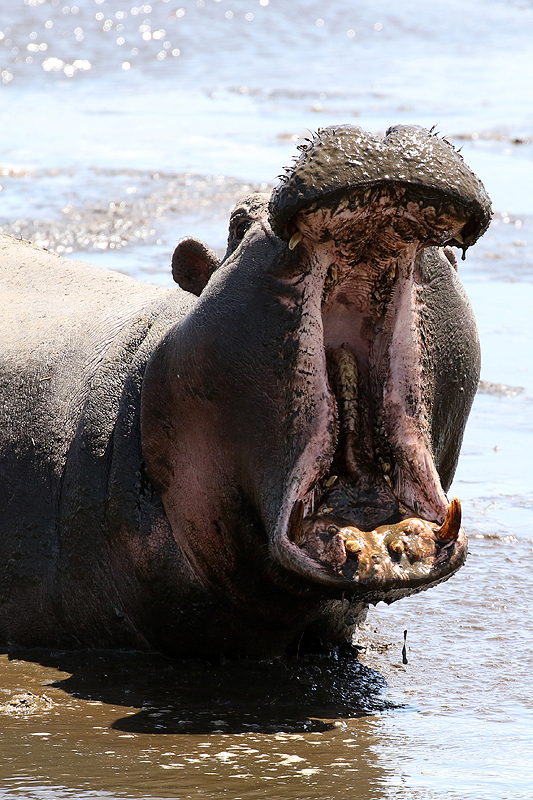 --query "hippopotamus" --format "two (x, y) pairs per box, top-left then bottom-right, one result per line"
(0, 125), (491, 658)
